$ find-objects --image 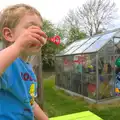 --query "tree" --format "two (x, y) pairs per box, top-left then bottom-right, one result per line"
(42, 19), (64, 68)
(65, 0), (117, 36)
(57, 16), (86, 45)
(55, 27), (65, 40)
(67, 26), (86, 45)
(64, 9), (79, 28)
